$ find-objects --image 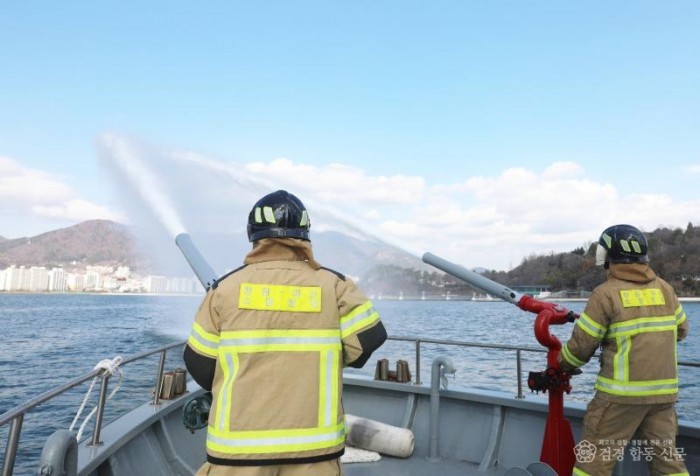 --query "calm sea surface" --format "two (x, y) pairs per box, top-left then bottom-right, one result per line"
(1, 294), (699, 474)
